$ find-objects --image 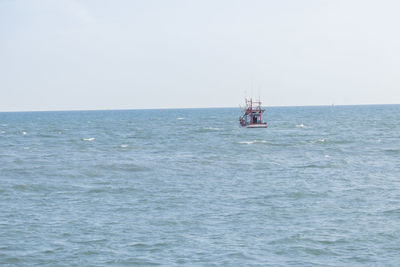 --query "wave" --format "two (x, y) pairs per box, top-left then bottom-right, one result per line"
(204, 127), (221, 131)
(37, 133), (57, 138)
(197, 127), (222, 133)
(114, 163), (148, 172)
(12, 184), (51, 192)
(294, 162), (341, 169)
(383, 148), (400, 154)
(239, 141), (253, 145)
(94, 163), (148, 172)
(238, 140), (268, 145)
(296, 124), (311, 128)
(194, 127), (223, 133)
(310, 138), (355, 145)
(382, 208), (400, 214)
(311, 138), (326, 144)
(82, 137), (95, 141)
